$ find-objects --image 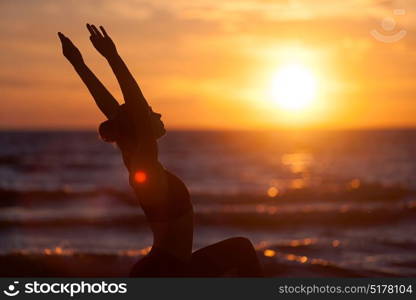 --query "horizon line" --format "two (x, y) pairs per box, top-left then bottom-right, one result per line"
(2, 127), (416, 132)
